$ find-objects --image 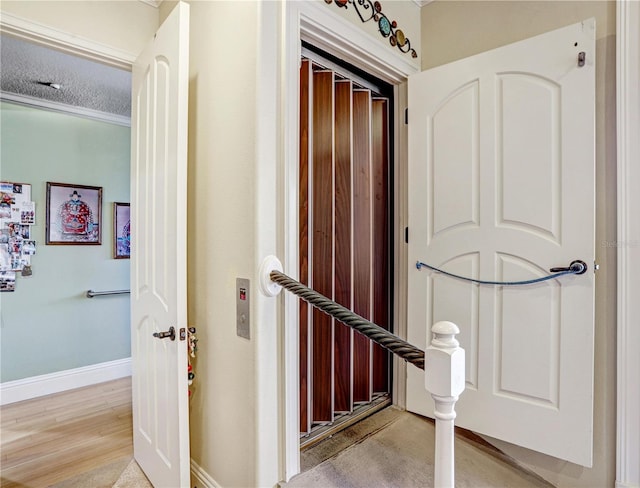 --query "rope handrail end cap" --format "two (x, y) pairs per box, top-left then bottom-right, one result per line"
(259, 255), (284, 297)
(431, 320), (460, 336)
